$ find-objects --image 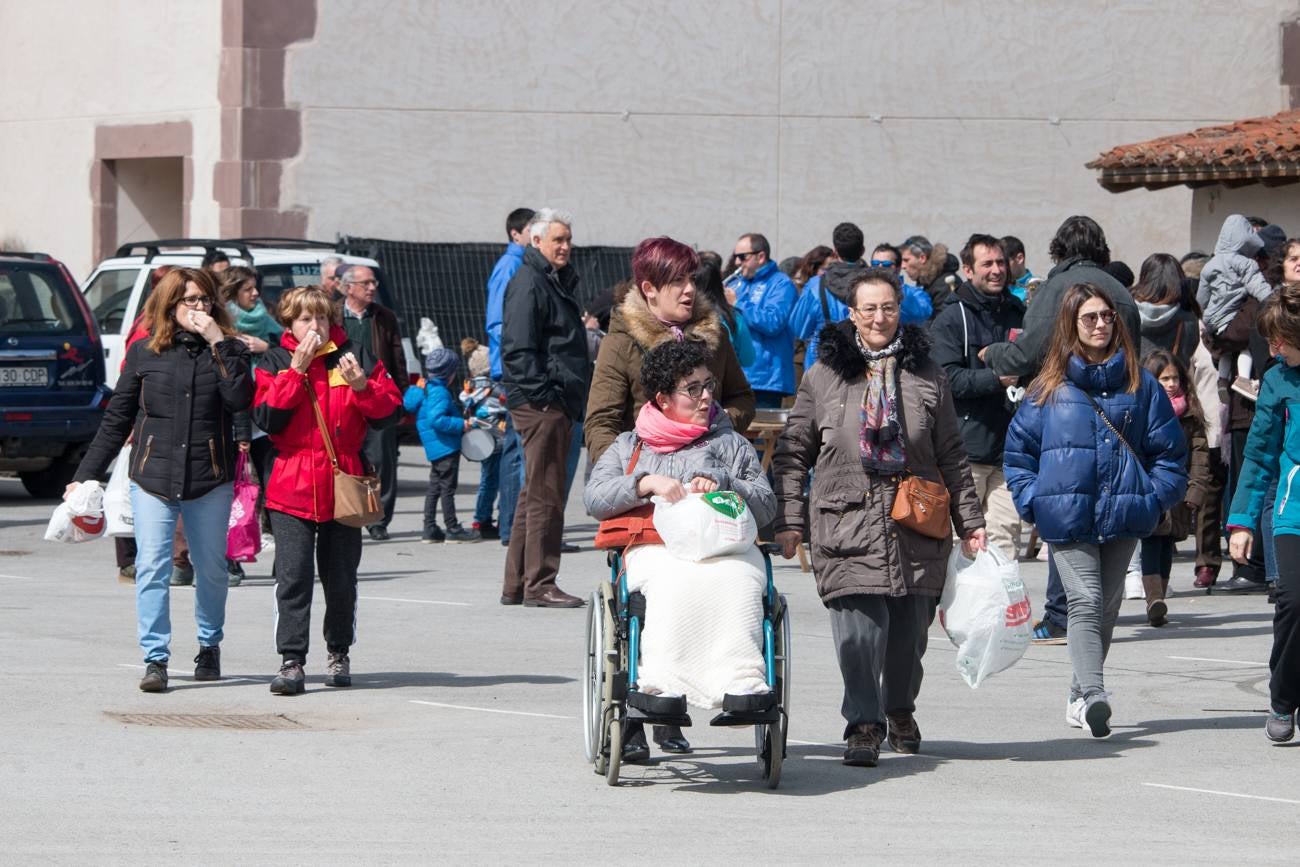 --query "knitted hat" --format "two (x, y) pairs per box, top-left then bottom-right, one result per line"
(467, 345), (490, 378)
(1258, 224), (1287, 258)
(423, 347), (460, 381)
